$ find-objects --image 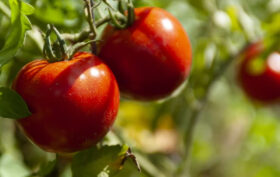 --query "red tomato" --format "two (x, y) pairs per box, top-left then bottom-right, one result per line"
(13, 52), (120, 153)
(99, 7), (192, 100)
(238, 42), (280, 103)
